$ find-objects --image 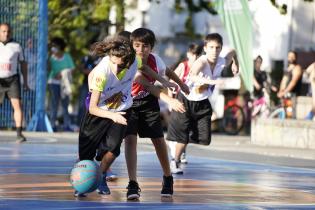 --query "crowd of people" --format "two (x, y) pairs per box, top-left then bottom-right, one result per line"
(1, 21), (315, 200)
